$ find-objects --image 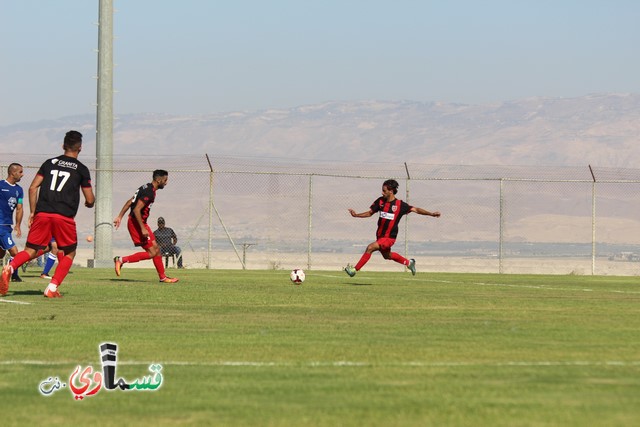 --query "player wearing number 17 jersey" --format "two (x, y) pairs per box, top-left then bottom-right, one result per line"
(344, 179), (441, 278)
(0, 130), (95, 297)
